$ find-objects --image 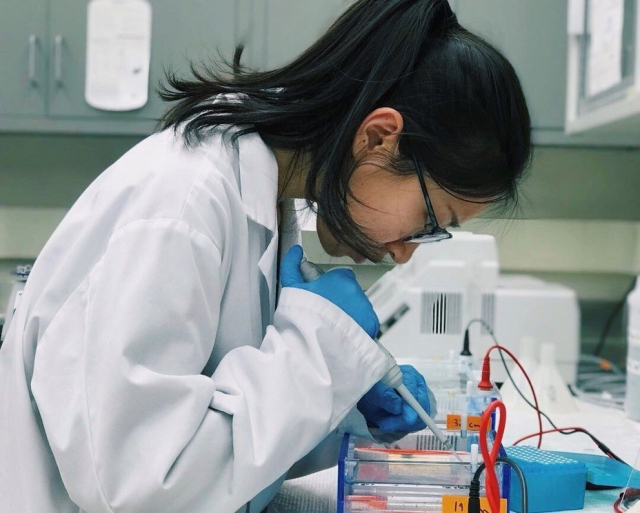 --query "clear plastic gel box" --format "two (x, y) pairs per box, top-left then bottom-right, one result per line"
(337, 430), (510, 512)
